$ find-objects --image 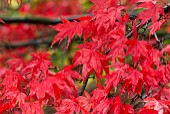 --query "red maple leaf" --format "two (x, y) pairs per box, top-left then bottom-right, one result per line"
(90, 0), (114, 10)
(91, 85), (108, 106)
(20, 101), (43, 114)
(142, 97), (170, 113)
(73, 43), (107, 80)
(58, 65), (82, 80)
(139, 109), (158, 114)
(122, 67), (143, 93)
(135, 2), (164, 26)
(0, 70), (27, 111)
(92, 98), (113, 114)
(27, 77), (59, 100)
(7, 57), (25, 71)
(56, 95), (89, 114)
(27, 73), (78, 101)
(1, 70), (24, 90)
(161, 88), (170, 101)
(156, 65), (170, 86)
(105, 71), (121, 93)
(105, 63), (129, 93)
(121, 104), (134, 114)
(21, 52), (53, 79)
(93, 6), (125, 30)
(107, 28), (127, 63)
(77, 91), (93, 112)
(142, 67), (158, 88)
(109, 96), (122, 114)
(52, 17), (90, 47)
(0, 88), (26, 111)
(126, 39), (150, 64)
(149, 19), (166, 36)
